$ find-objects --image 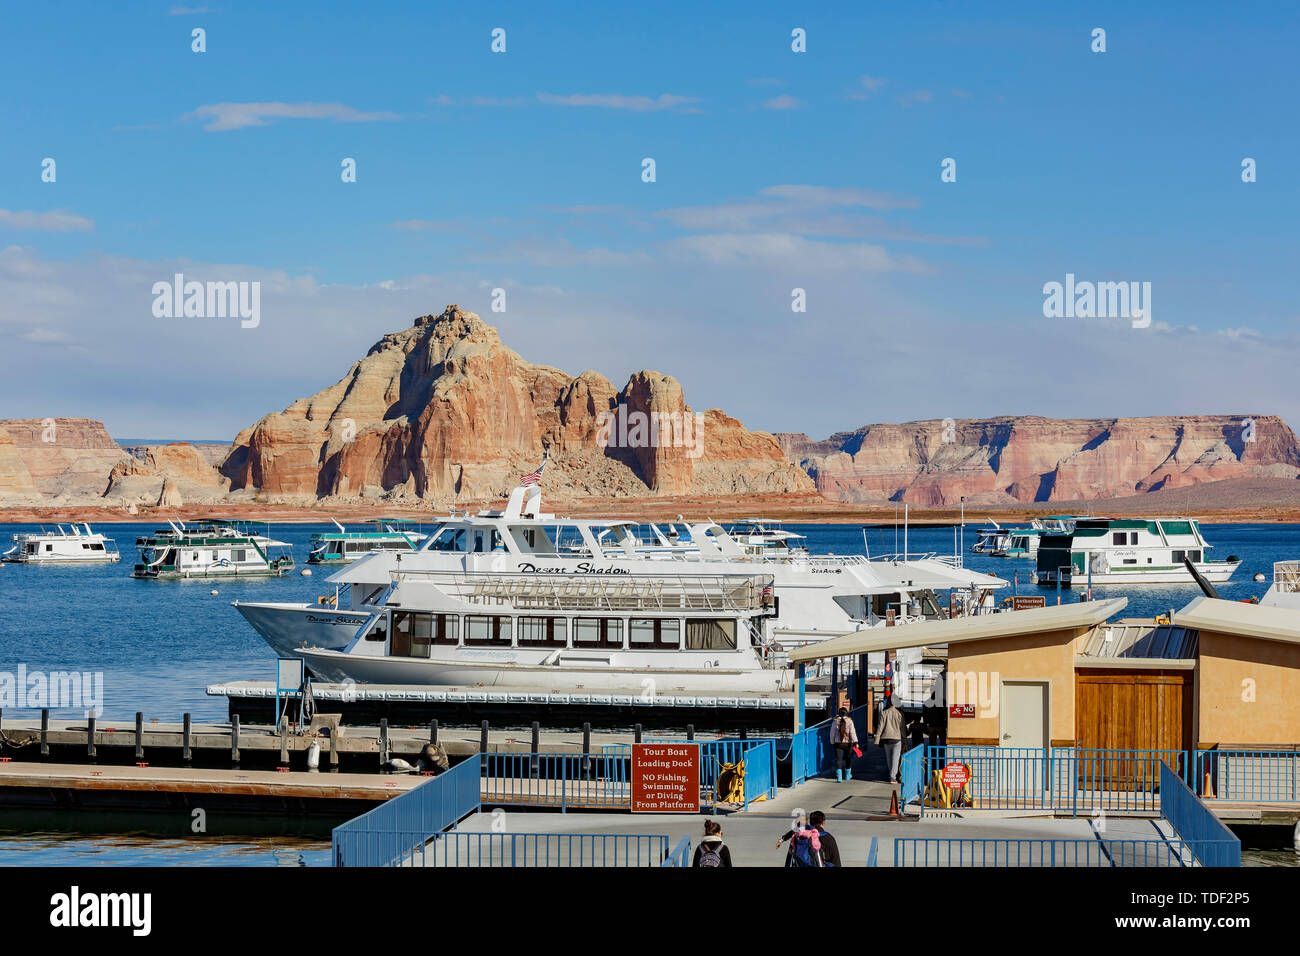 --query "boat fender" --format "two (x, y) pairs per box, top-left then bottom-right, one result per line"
(1293, 820), (1299, 854)
(301, 568), (312, 577)
(306, 740), (321, 771)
